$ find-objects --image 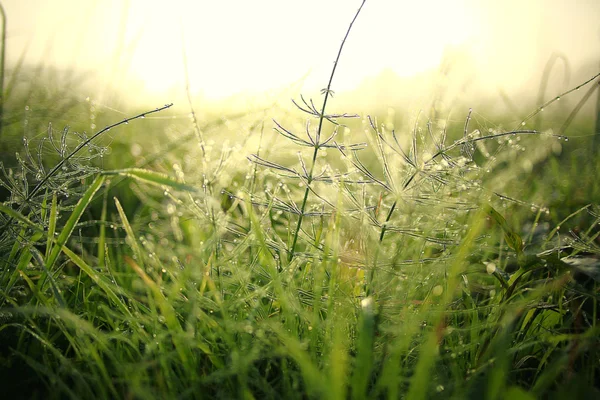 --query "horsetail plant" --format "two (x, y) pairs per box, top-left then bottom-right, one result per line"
(0, 103), (173, 240)
(249, 0), (367, 263)
(0, 104), (173, 296)
(1, 0), (600, 397)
